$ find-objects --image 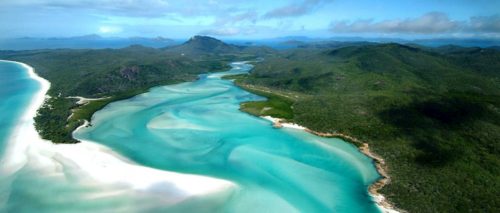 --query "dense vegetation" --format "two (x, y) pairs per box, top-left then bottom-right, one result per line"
(1, 36), (499, 212)
(0, 38), (269, 143)
(224, 74), (297, 119)
(165, 35), (275, 57)
(234, 44), (500, 212)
